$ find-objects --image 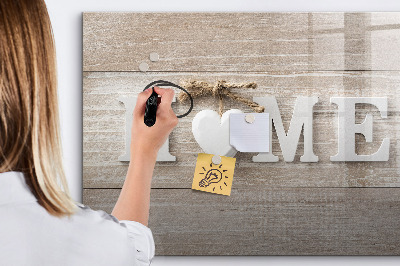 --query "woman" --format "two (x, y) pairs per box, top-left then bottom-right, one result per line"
(0, 0), (178, 265)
